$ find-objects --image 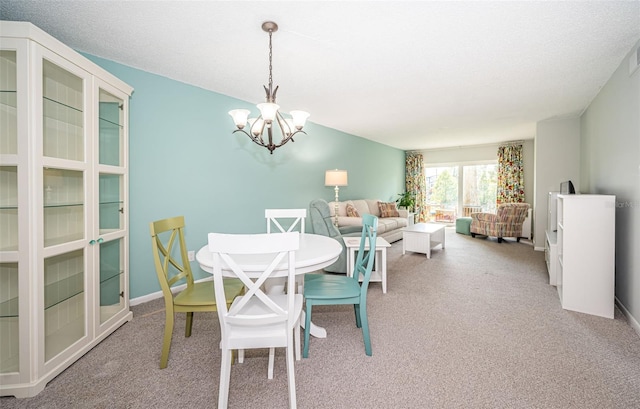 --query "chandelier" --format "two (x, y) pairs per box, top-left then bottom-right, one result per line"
(228, 21), (310, 154)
